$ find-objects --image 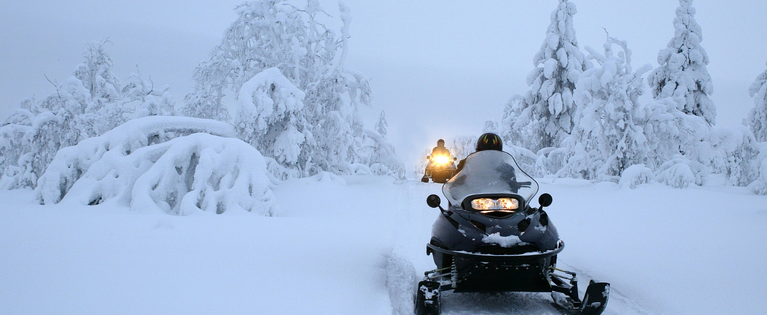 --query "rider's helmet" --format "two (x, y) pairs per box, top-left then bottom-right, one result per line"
(437, 139), (445, 147)
(476, 133), (502, 151)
